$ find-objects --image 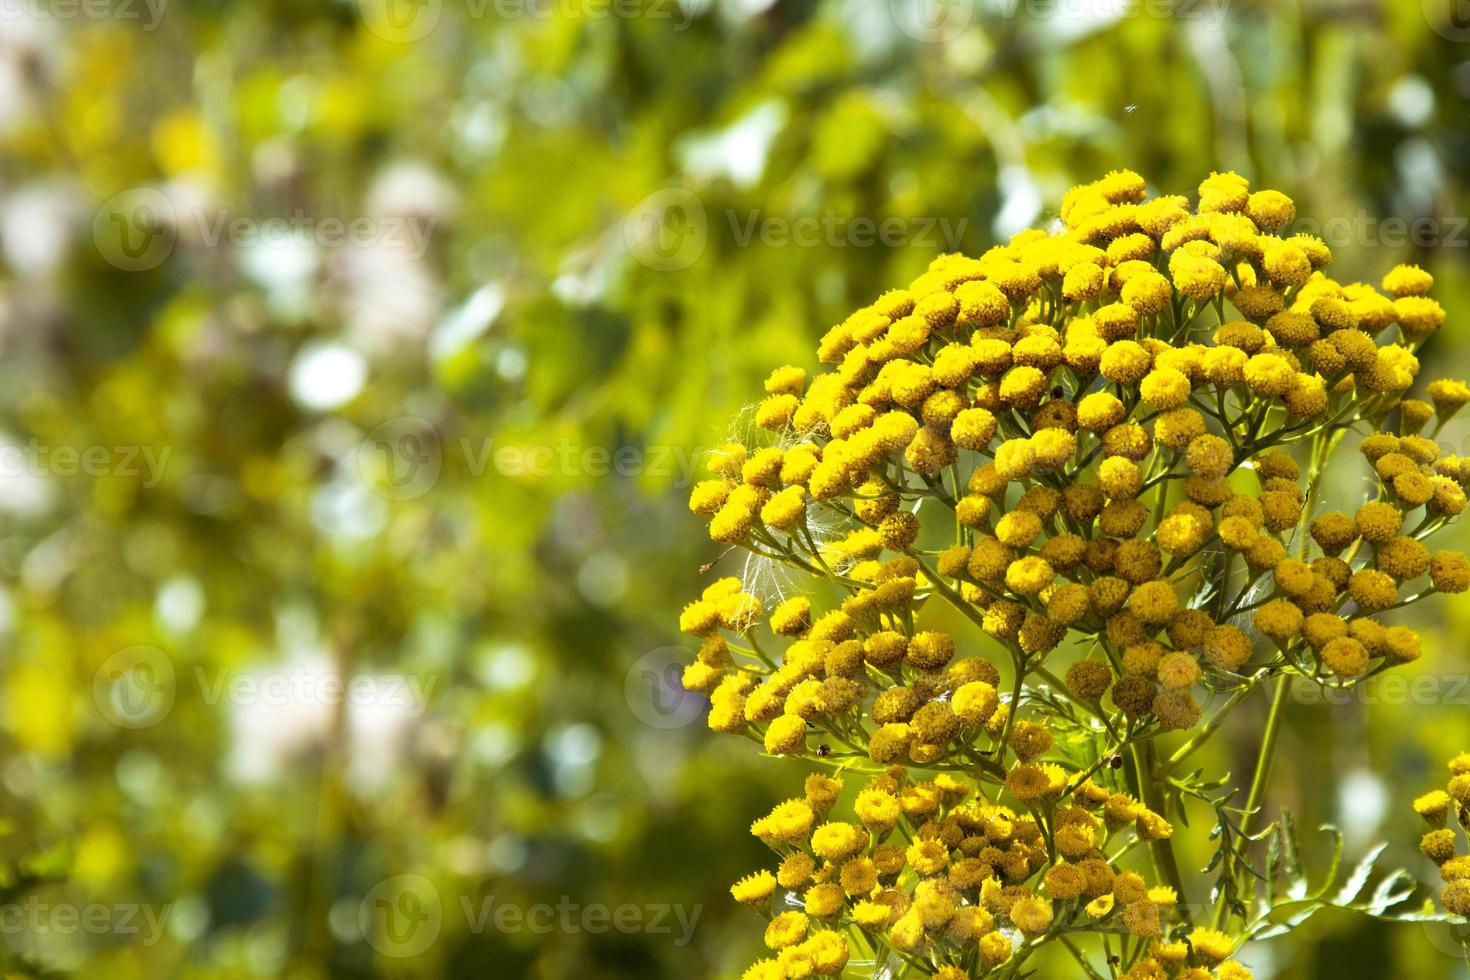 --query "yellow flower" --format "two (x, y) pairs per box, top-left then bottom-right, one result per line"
(1005, 556), (1054, 597)
(1127, 581), (1178, 625)
(1243, 352), (1295, 396)
(1100, 341), (1152, 384)
(952, 407), (998, 450)
(732, 871), (777, 905)
(1320, 637), (1368, 678)
(804, 931), (849, 974)
(1010, 895), (1053, 935)
(810, 822), (865, 862)
(742, 960), (784, 980)
(1354, 501), (1403, 542)
(979, 930), (1013, 966)
(1121, 898), (1161, 937)
(1188, 926), (1235, 964)
(1442, 880), (1470, 916)
(1431, 551), (1470, 593)
(1246, 189), (1295, 229)
(803, 883), (844, 918)
(761, 485), (807, 531)
(1348, 569), (1397, 612)
(763, 910), (808, 950)
(764, 716), (808, 756)
(1253, 598), (1303, 643)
